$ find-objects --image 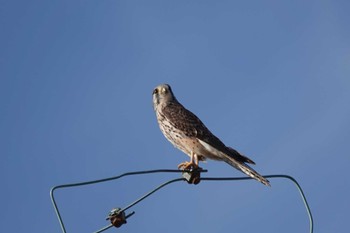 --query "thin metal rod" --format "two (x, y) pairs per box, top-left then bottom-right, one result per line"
(268, 175), (313, 233)
(93, 178), (186, 233)
(121, 178), (185, 213)
(94, 212), (135, 233)
(50, 169), (197, 233)
(201, 175), (313, 233)
(51, 170), (313, 233)
(93, 224), (113, 233)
